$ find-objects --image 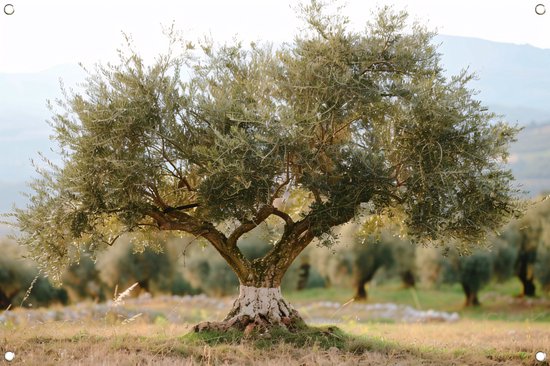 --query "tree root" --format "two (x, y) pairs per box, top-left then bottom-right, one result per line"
(192, 312), (305, 334)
